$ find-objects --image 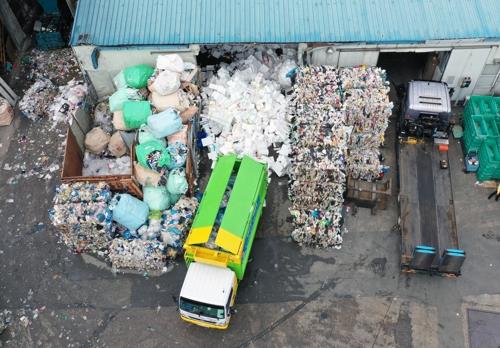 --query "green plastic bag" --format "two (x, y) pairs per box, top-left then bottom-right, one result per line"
(167, 168), (188, 195)
(143, 186), (171, 211)
(123, 101), (152, 129)
(124, 64), (154, 89)
(109, 88), (142, 112)
(135, 140), (171, 171)
(138, 125), (166, 146)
